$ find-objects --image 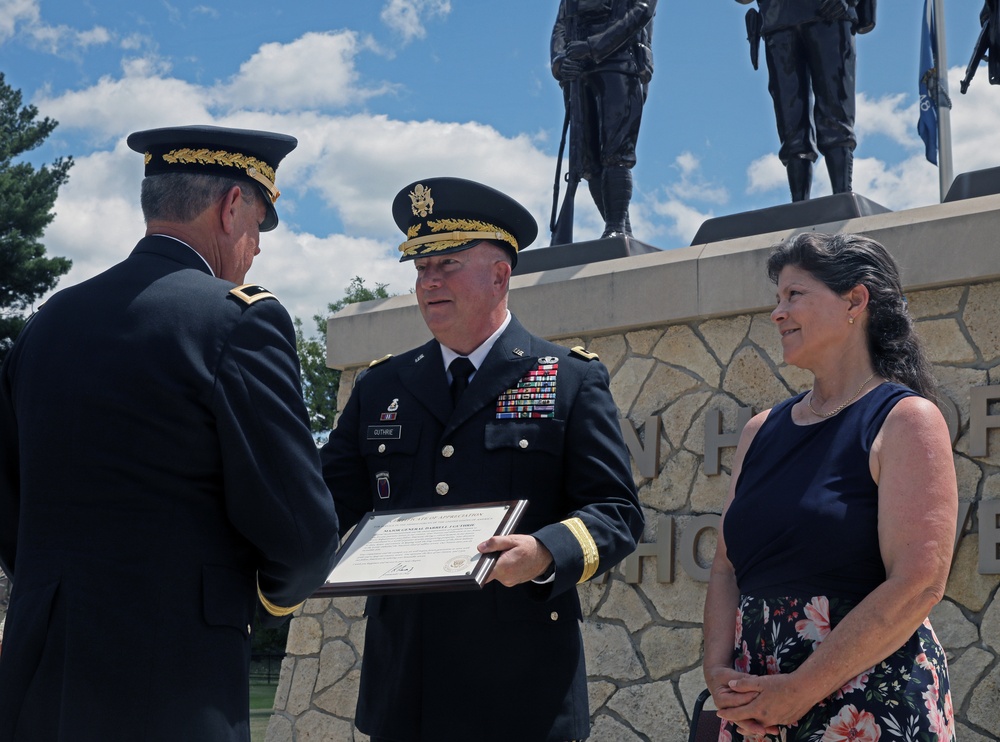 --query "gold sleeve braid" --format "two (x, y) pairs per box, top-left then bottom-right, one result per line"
(560, 517), (599, 583)
(257, 578), (304, 618)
